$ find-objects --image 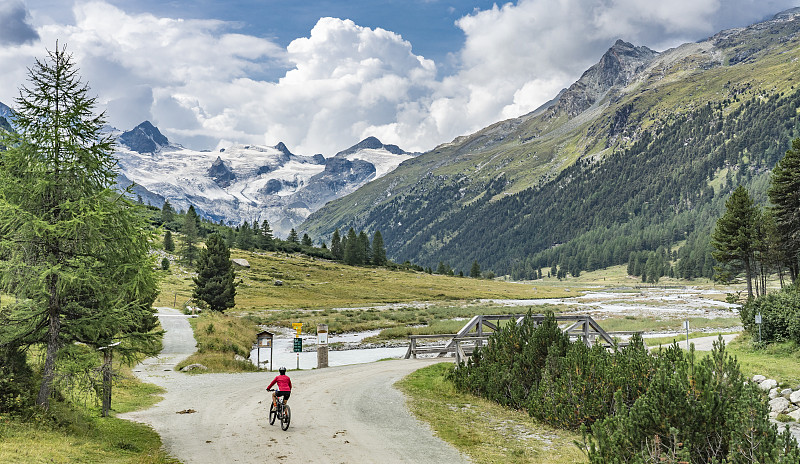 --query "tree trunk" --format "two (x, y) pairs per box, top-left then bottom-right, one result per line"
(36, 291), (61, 409)
(101, 348), (112, 417)
(744, 257), (754, 300)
